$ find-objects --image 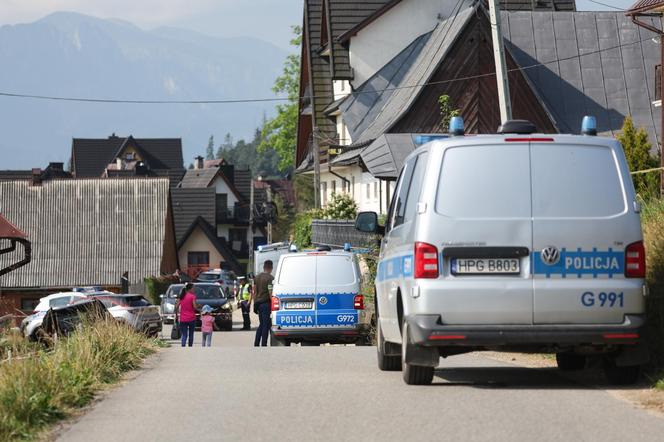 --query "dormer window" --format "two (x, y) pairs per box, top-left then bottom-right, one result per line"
(125, 152), (135, 161)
